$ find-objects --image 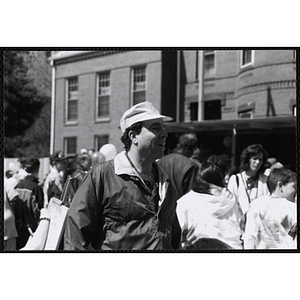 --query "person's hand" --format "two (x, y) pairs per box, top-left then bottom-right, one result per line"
(40, 208), (51, 219)
(181, 224), (197, 247)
